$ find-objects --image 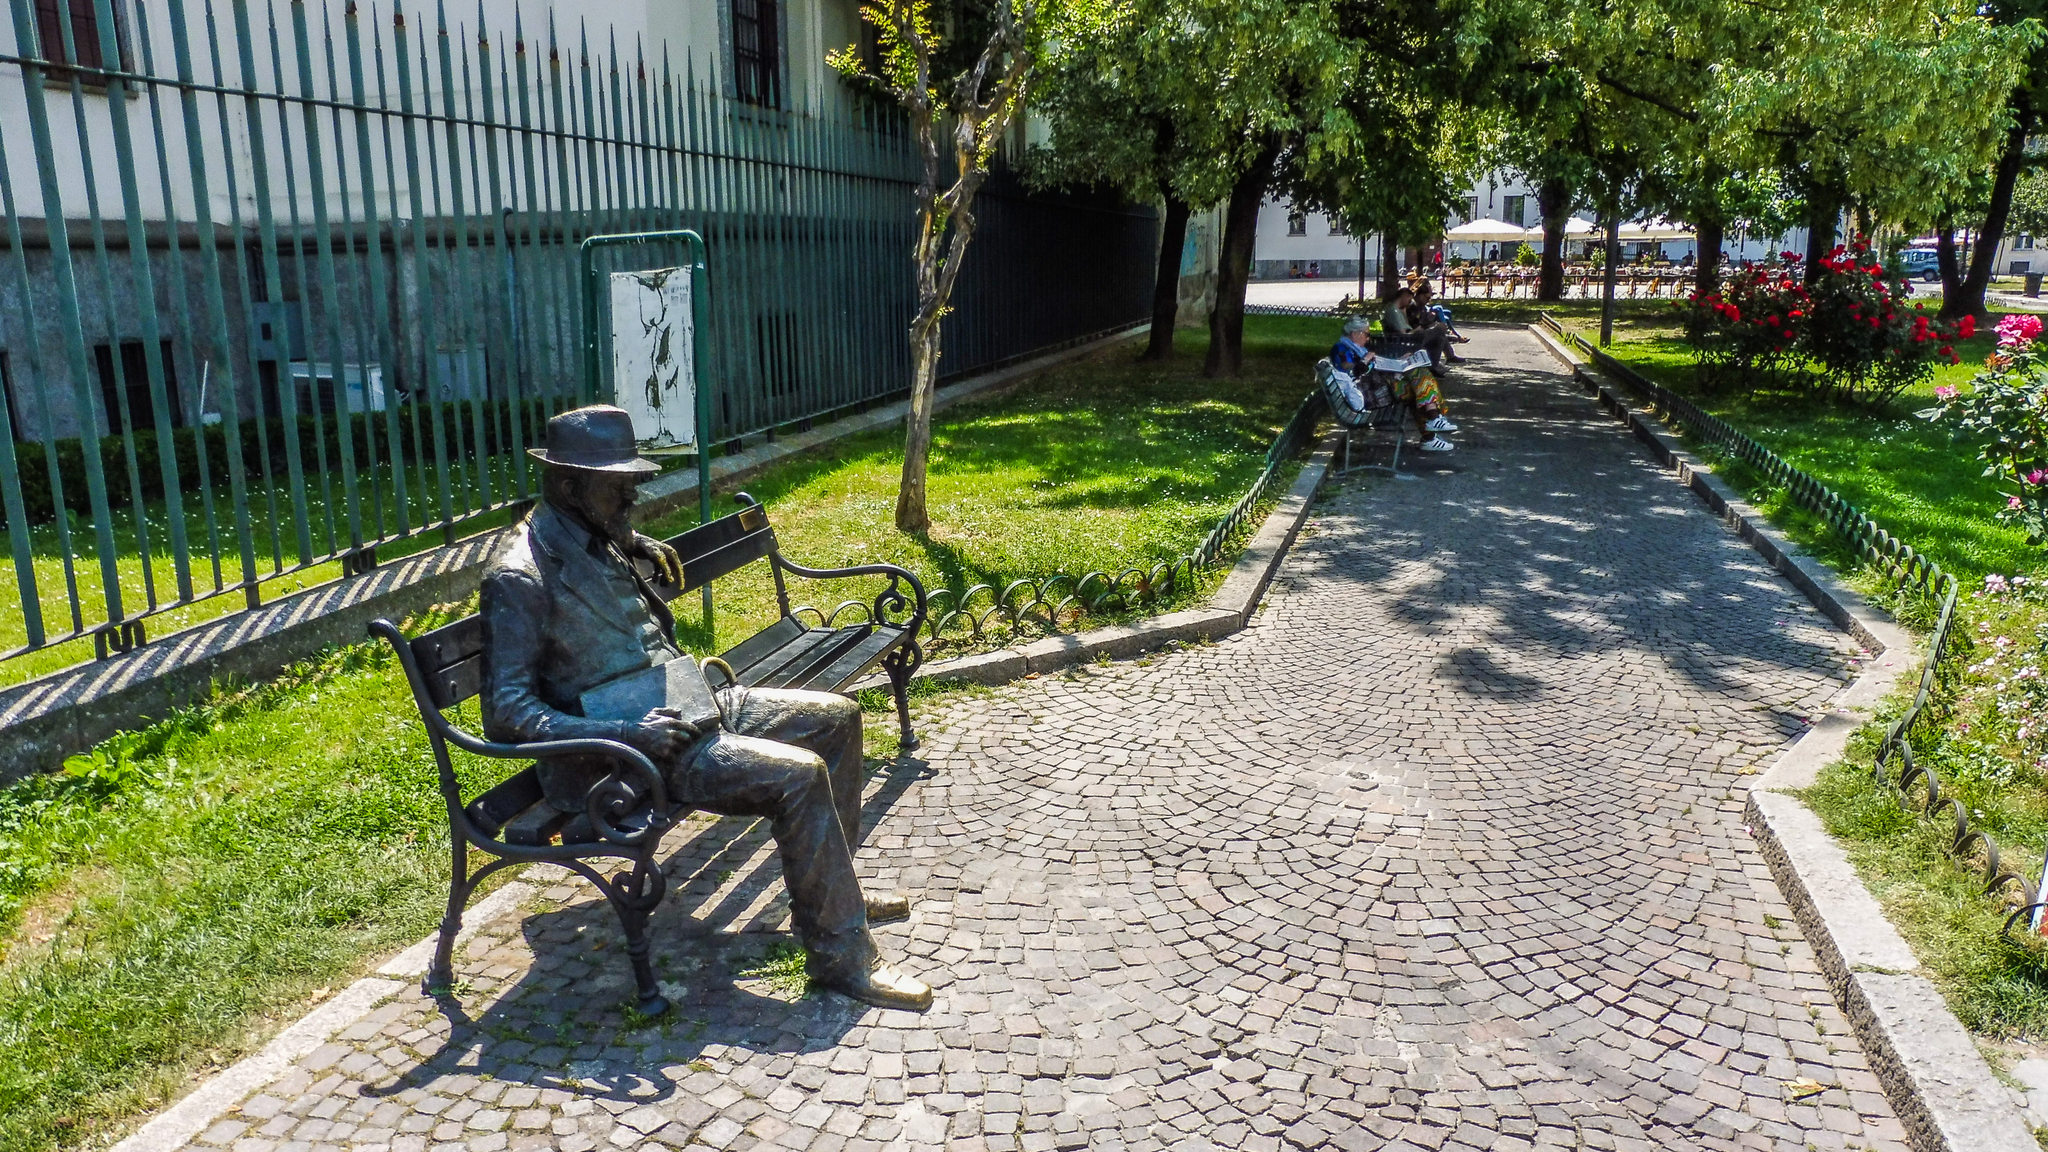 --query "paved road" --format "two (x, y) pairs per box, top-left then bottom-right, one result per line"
(167, 329), (1906, 1152)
